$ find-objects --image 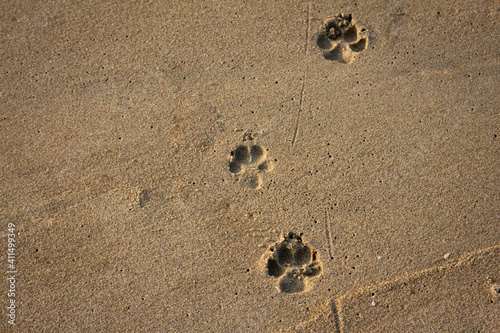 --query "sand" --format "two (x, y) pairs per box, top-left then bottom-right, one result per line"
(1, 0), (499, 332)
